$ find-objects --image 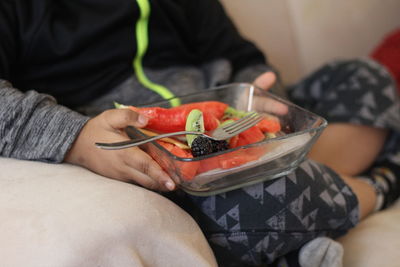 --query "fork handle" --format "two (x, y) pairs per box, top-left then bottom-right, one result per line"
(95, 131), (203, 150)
